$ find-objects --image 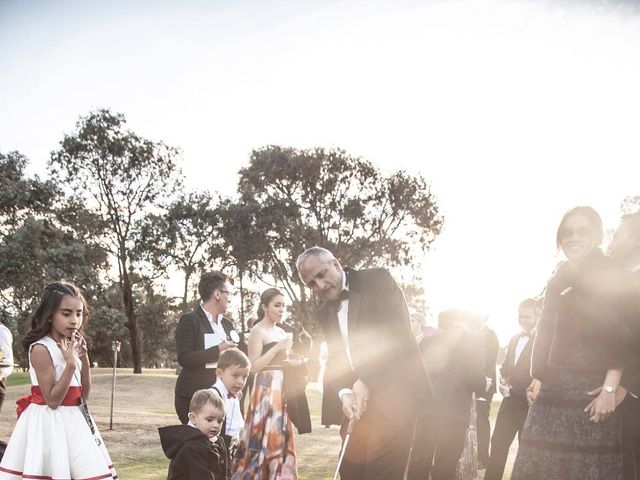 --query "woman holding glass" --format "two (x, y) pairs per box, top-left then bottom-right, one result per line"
(511, 206), (632, 480)
(233, 288), (302, 480)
